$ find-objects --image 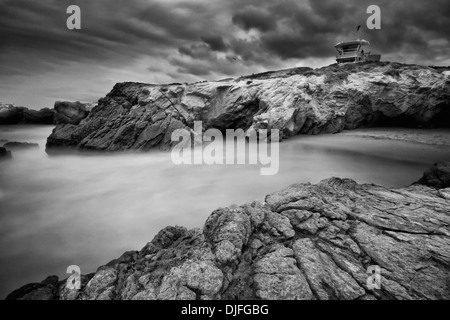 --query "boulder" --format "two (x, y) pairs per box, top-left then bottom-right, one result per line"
(53, 101), (91, 125)
(418, 162), (450, 189)
(0, 147), (12, 159)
